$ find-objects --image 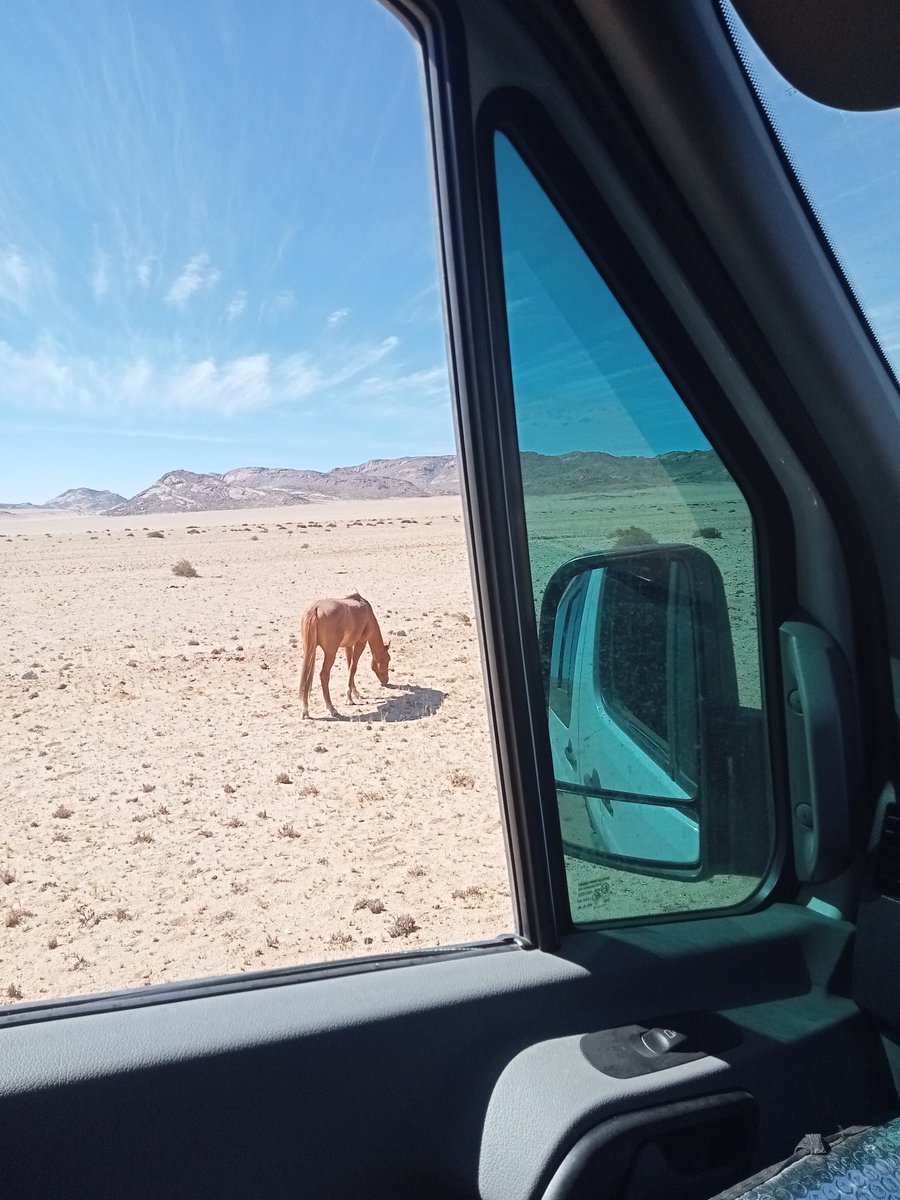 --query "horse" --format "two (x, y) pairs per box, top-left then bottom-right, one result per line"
(299, 592), (391, 718)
